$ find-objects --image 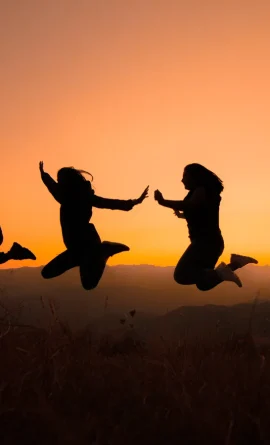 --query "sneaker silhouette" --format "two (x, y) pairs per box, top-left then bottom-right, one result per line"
(9, 242), (36, 260)
(216, 262), (242, 287)
(230, 253), (258, 267)
(101, 241), (130, 261)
